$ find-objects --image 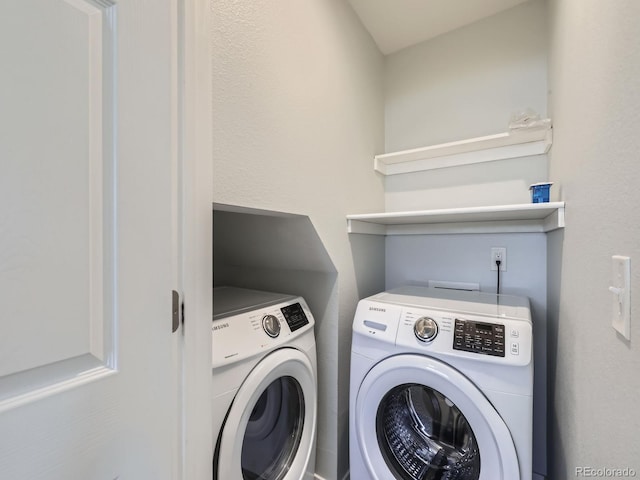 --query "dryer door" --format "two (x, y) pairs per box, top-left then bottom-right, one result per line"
(215, 348), (317, 480)
(355, 354), (520, 480)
